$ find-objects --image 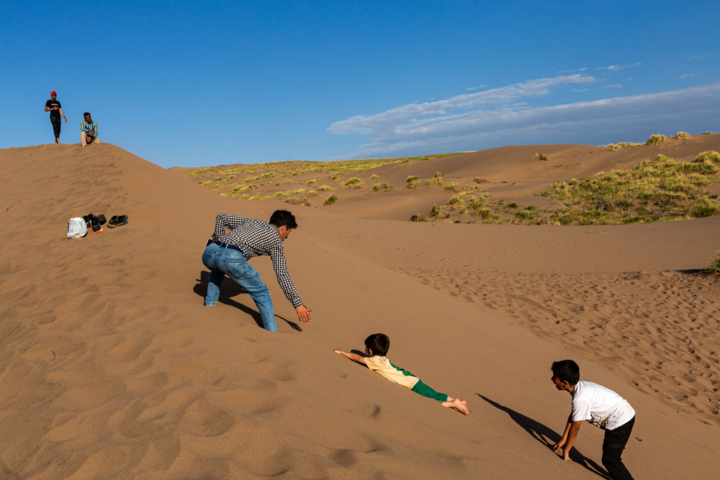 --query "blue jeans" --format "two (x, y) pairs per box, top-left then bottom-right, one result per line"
(202, 243), (277, 332)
